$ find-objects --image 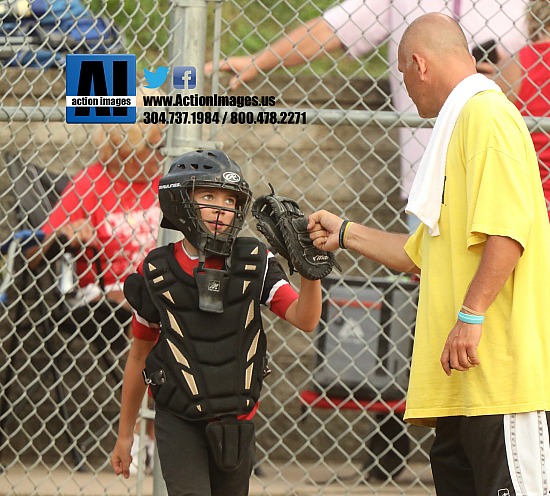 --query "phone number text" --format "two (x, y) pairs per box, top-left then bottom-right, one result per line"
(142, 111), (307, 125)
